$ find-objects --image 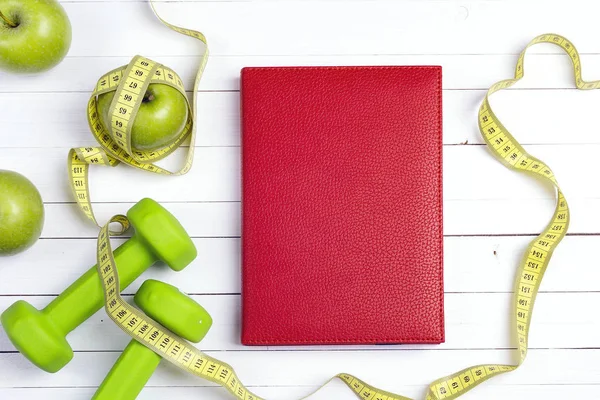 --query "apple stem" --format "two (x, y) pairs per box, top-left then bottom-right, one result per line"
(143, 93), (155, 103)
(0, 10), (17, 27)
